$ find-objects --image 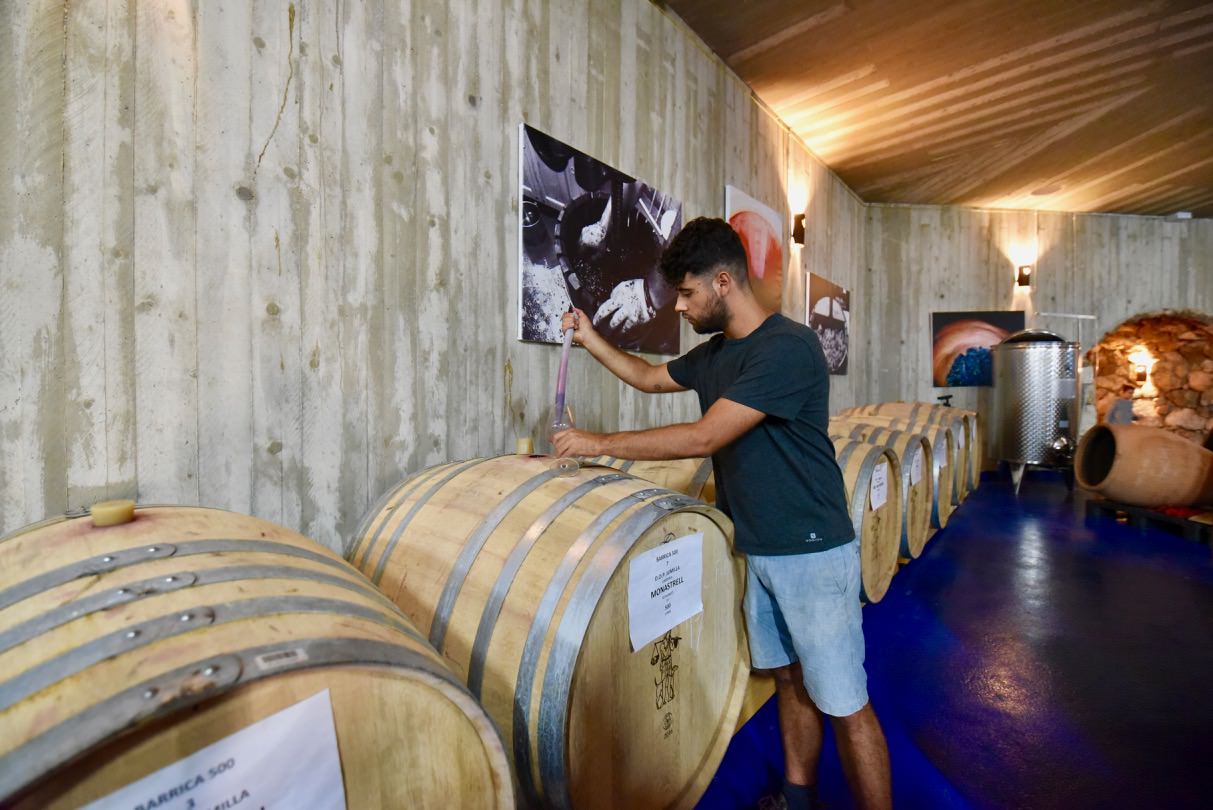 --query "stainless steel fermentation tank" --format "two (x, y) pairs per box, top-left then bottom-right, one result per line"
(991, 330), (1081, 492)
